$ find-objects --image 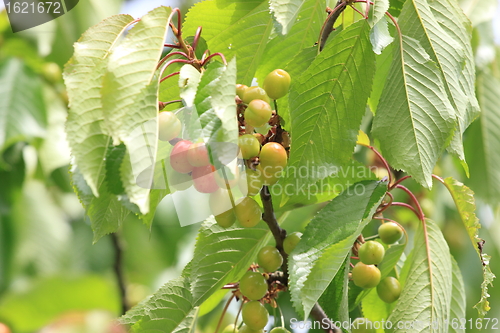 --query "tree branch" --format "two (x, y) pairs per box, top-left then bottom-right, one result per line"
(111, 232), (128, 315)
(260, 186), (288, 280)
(260, 186), (342, 333)
(311, 303), (343, 333)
